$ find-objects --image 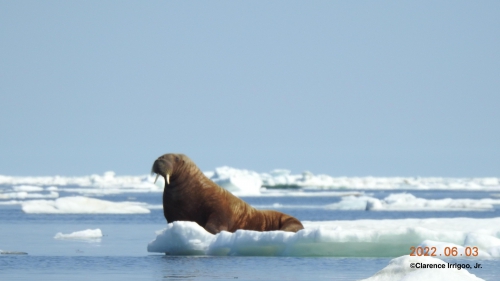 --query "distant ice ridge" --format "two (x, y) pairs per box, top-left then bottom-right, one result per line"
(148, 218), (500, 258)
(325, 193), (500, 211)
(361, 255), (483, 281)
(259, 170), (500, 190)
(1, 168), (499, 196)
(54, 229), (103, 240)
(208, 166), (262, 195)
(0, 171), (160, 192)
